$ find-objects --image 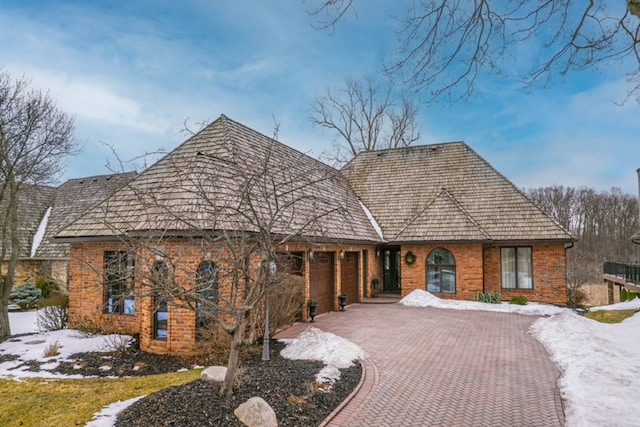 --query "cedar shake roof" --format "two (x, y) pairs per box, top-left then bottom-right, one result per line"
(33, 172), (137, 258)
(55, 115), (381, 243)
(342, 143), (574, 242)
(0, 184), (56, 259)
